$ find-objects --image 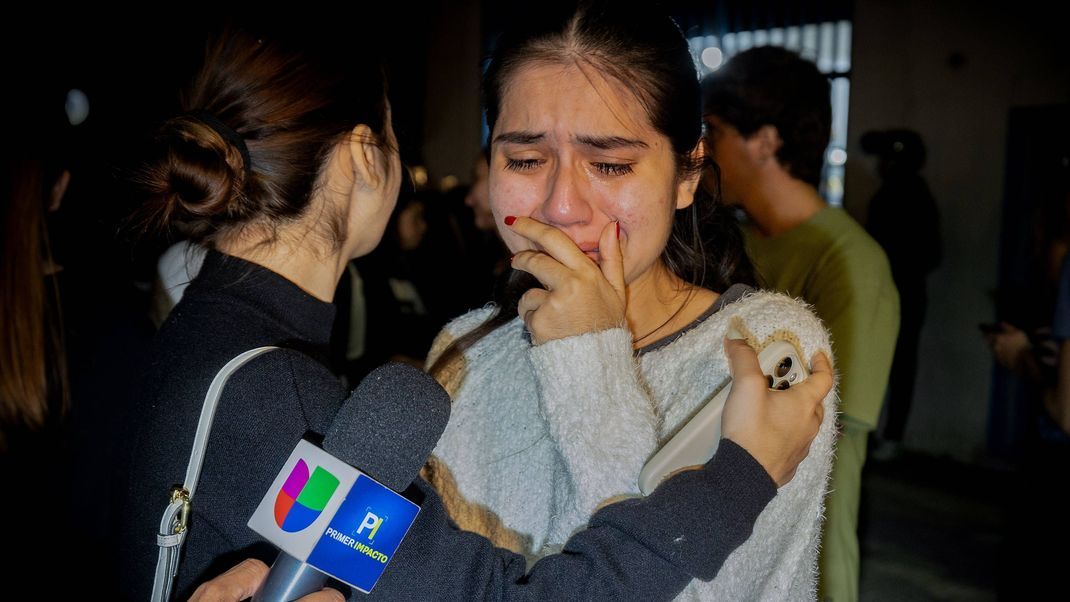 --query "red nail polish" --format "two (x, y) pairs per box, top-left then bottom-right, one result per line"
(504, 215), (517, 226)
(616, 222), (621, 239)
